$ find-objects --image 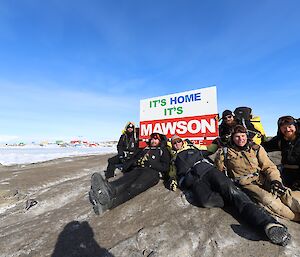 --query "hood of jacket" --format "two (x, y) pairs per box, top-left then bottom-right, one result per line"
(276, 116), (299, 139)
